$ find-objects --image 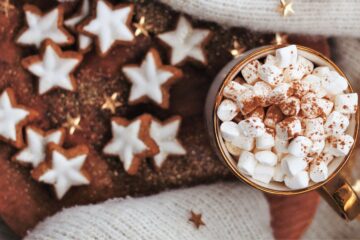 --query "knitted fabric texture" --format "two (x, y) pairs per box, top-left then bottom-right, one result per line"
(25, 183), (273, 240)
